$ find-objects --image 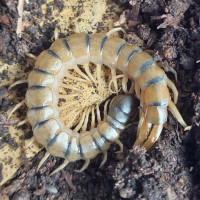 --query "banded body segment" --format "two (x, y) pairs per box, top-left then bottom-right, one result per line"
(116, 44), (142, 72)
(67, 33), (90, 64)
(26, 86), (54, 108)
(90, 32), (107, 64)
(27, 105), (59, 127)
(27, 69), (55, 88)
(48, 130), (72, 158)
(102, 37), (126, 67)
(35, 50), (63, 75)
(33, 118), (63, 148)
(49, 38), (75, 68)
